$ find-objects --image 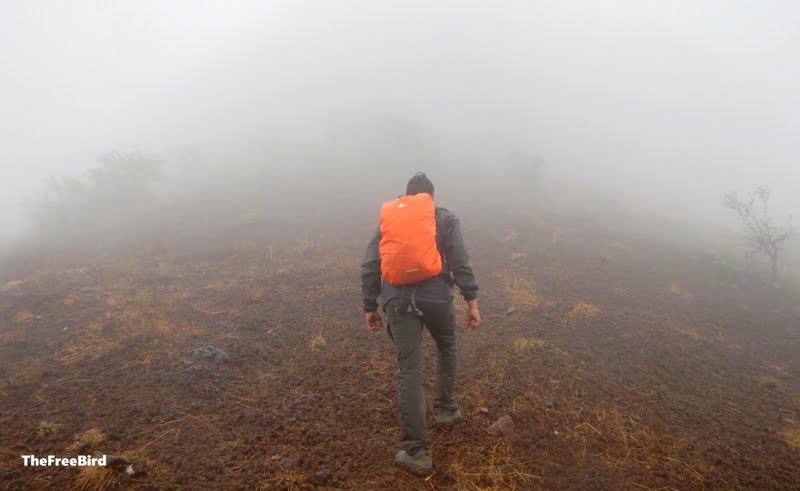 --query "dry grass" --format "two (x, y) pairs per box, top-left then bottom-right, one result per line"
(503, 272), (538, 307)
(671, 322), (703, 341)
(310, 333), (327, 351)
(781, 425), (800, 449)
(75, 466), (121, 491)
(364, 345), (392, 375)
(326, 253), (360, 274)
(68, 428), (108, 452)
(243, 285), (265, 301)
(58, 335), (117, 364)
(75, 450), (161, 490)
(13, 311), (35, 323)
(566, 301), (600, 323)
(551, 226), (563, 244)
(510, 251), (527, 262)
(446, 440), (540, 490)
(669, 282), (692, 300)
(480, 353), (508, 384)
(565, 404), (711, 484)
(0, 279), (27, 292)
(258, 455), (307, 491)
(258, 468), (306, 491)
(501, 231), (518, 243)
(36, 421), (63, 438)
(0, 325), (27, 345)
(512, 338), (545, 351)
